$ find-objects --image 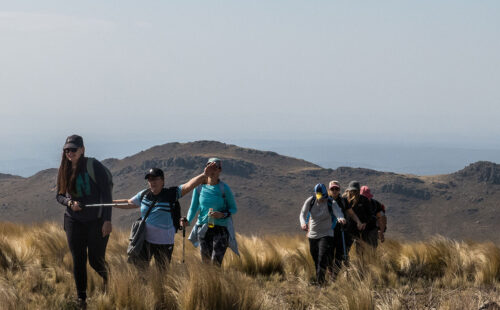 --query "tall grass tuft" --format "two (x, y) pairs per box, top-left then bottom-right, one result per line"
(176, 263), (263, 310)
(26, 222), (68, 266)
(283, 241), (315, 281)
(225, 235), (285, 277)
(0, 277), (19, 310)
(0, 222), (499, 309)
